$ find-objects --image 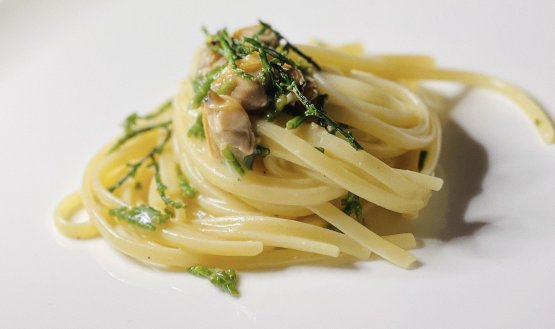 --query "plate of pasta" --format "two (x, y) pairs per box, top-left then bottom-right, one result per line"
(2, 0), (555, 328)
